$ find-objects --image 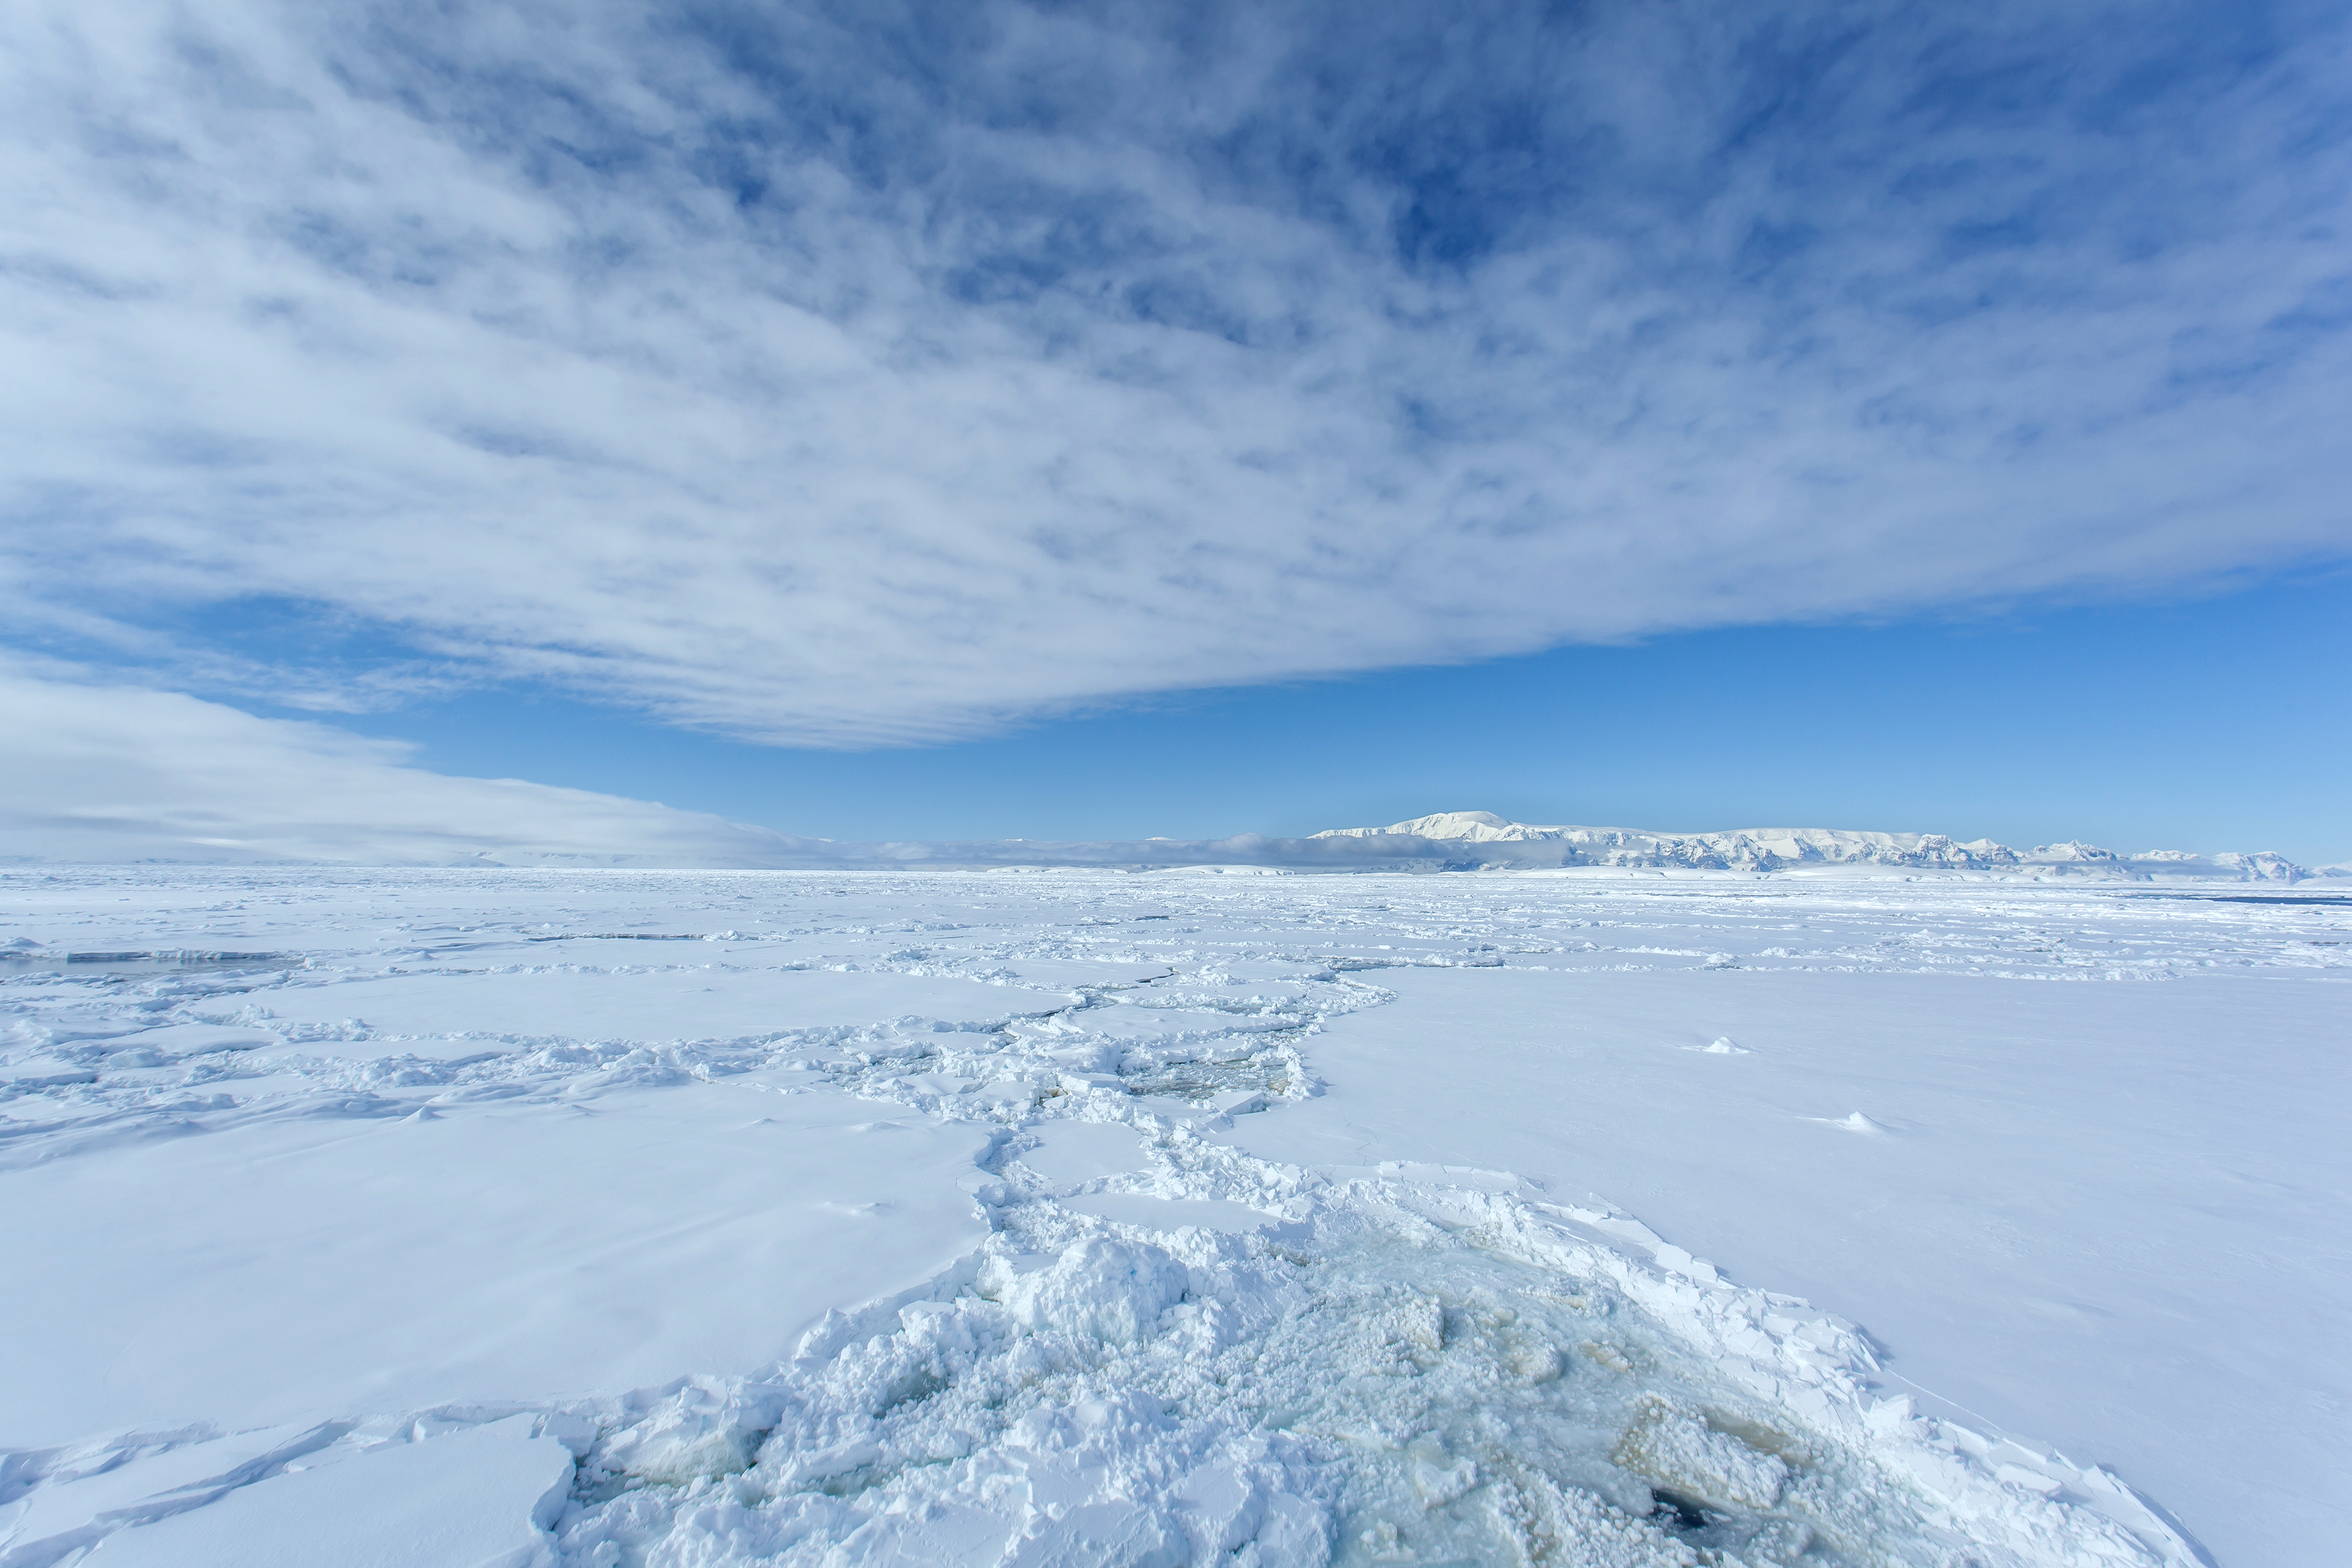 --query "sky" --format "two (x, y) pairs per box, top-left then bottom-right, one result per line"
(3, 1), (2349, 864)
(258, 572), (2352, 861)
